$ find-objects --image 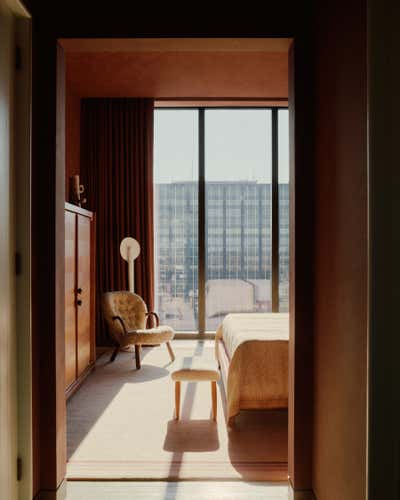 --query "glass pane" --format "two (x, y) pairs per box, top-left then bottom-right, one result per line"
(278, 109), (289, 312)
(205, 109), (272, 330)
(154, 110), (198, 331)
